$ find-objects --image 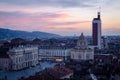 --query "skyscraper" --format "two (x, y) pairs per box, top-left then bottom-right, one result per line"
(92, 12), (101, 49)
